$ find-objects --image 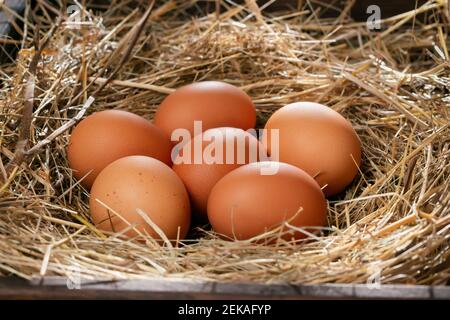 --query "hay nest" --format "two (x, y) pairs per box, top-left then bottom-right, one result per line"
(0, 0), (449, 285)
